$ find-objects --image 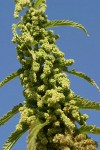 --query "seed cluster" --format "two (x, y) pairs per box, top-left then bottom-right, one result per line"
(12, 0), (97, 149)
